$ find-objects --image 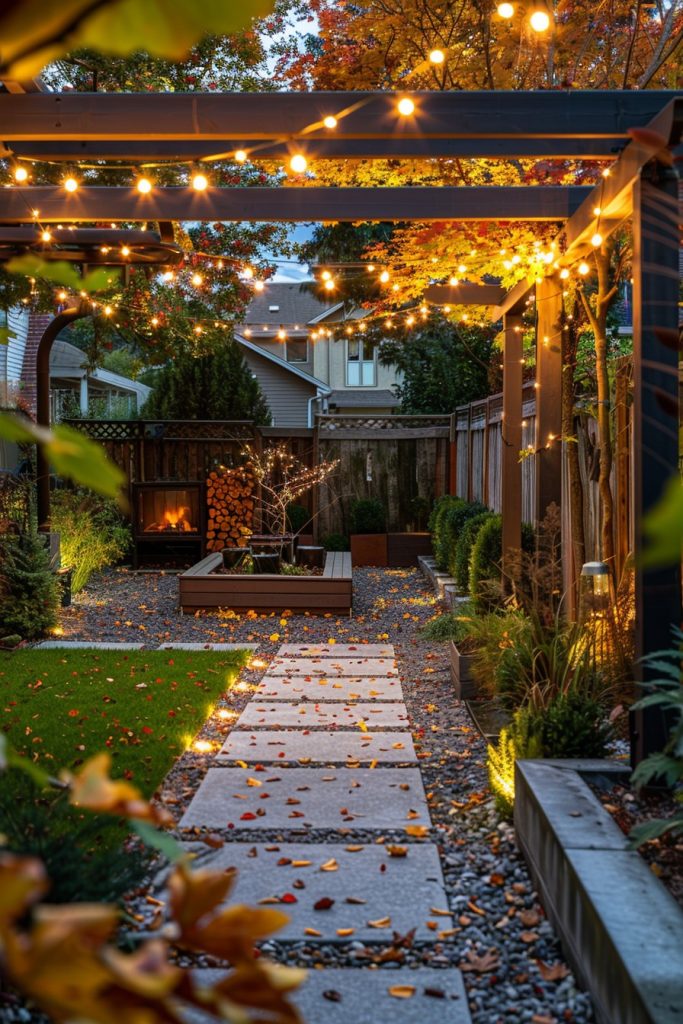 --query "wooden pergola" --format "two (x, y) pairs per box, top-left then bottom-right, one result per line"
(1, 87), (680, 762)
